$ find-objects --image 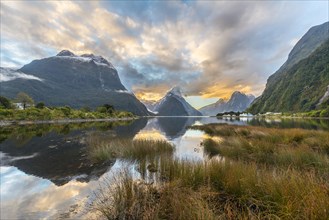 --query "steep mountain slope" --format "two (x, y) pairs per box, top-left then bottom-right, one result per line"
(154, 87), (202, 116)
(249, 22), (329, 113)
(199, 92), (255, 116)
(199, 98), (226, 116)
(0, 50), (149, 115)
